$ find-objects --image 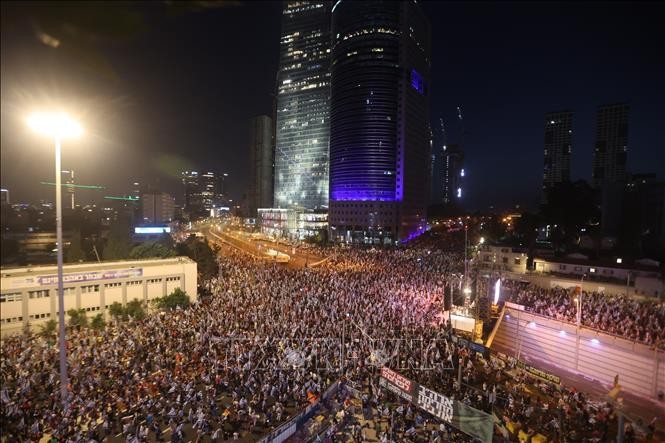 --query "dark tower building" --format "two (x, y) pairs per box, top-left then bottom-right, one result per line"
(442, 143), (464, 205)
(248, 115), (274, 216)
(274, 1), (332, 210)
(542, 110), (572, 202)
(592, 103), (629, 188)
(329, 0), (431, 243)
